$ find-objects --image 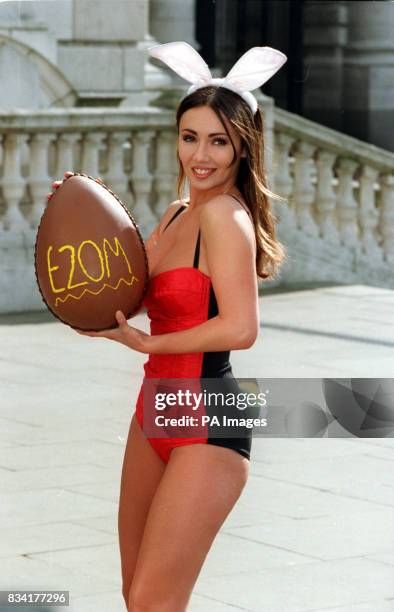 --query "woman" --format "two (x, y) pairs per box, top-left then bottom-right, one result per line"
(49, 42), (286, 611)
